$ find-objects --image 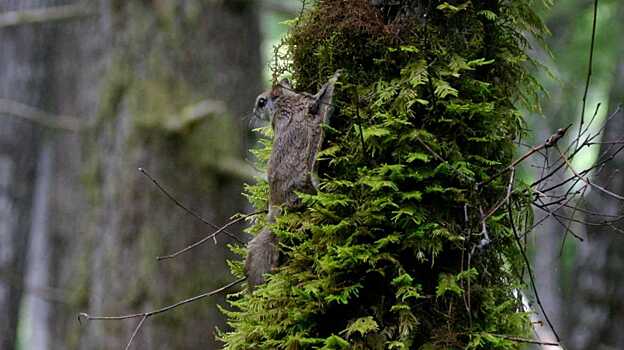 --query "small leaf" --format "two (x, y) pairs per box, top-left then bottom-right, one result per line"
(343, 316), (379, 337)
(433, 79), (459, 99)
(321, 335), (350, 350)
(437, 1), (471, 13)
(436, 273), (463, 297)
(477, 10), (498, 21)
